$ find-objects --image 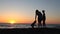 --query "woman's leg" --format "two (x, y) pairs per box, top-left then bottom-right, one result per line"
(38, 20), (42, 28)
